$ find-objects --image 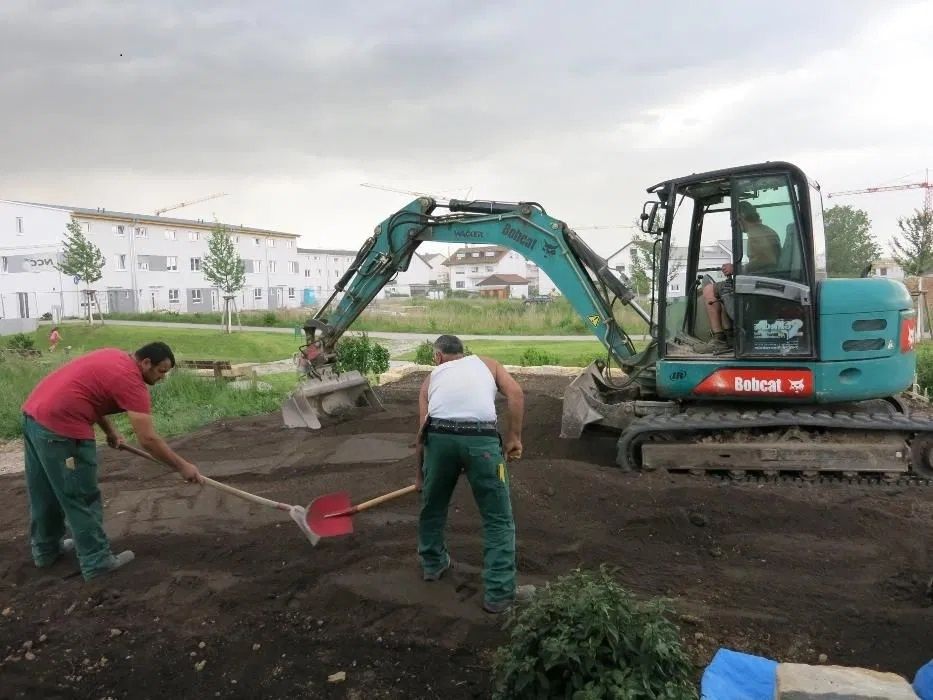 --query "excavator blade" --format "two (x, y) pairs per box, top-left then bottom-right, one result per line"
(281, 368), (384, 430)
(561, 361), (642, 438)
